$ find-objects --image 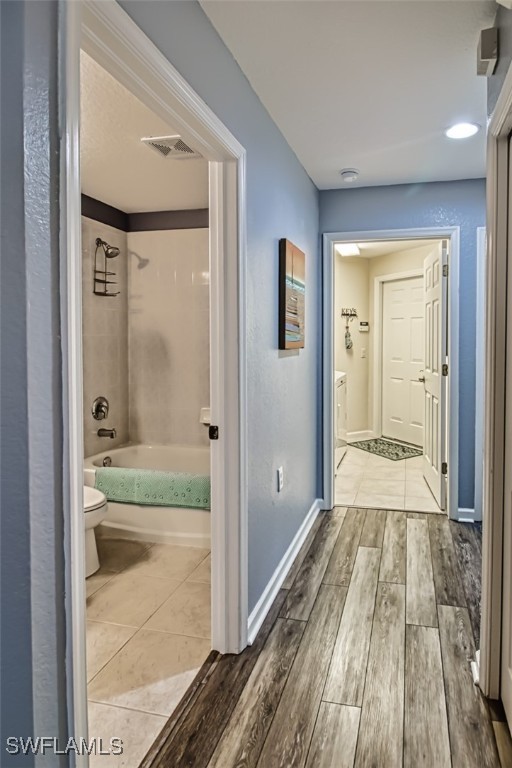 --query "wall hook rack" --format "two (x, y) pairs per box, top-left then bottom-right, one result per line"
(341, 307), (358, 329)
